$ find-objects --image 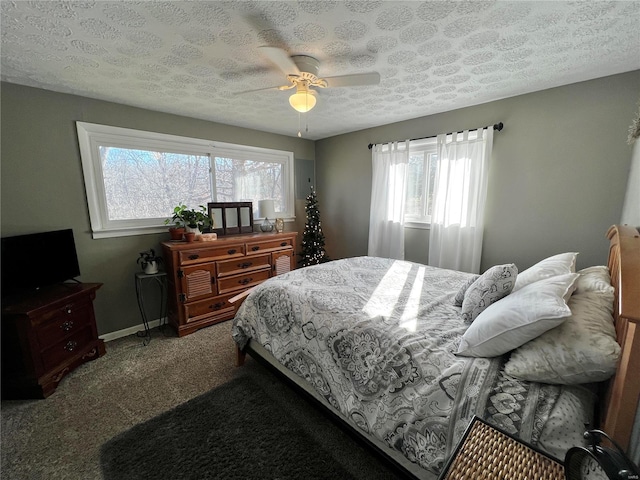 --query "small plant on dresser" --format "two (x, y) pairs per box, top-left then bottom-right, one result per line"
(167, 203), (211, 236)
(165, 203), (187, 240)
